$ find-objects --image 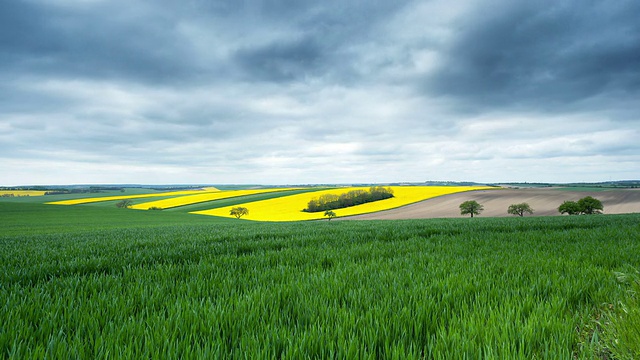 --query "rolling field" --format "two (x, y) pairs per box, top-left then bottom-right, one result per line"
(1, 198), (639, 358)
(349, 188), (640, 219)
(192, 186), (495, 221)
(44, 185), (497, 221)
